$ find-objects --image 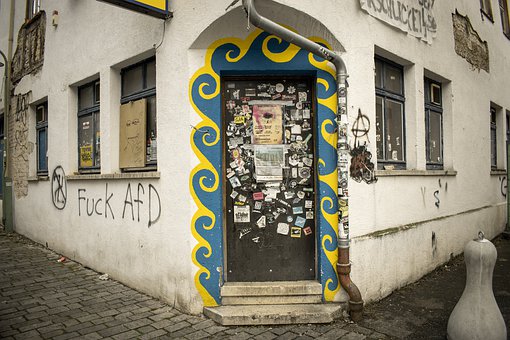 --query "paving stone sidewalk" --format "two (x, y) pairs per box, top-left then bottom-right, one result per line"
(1, 227), (509, 339)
